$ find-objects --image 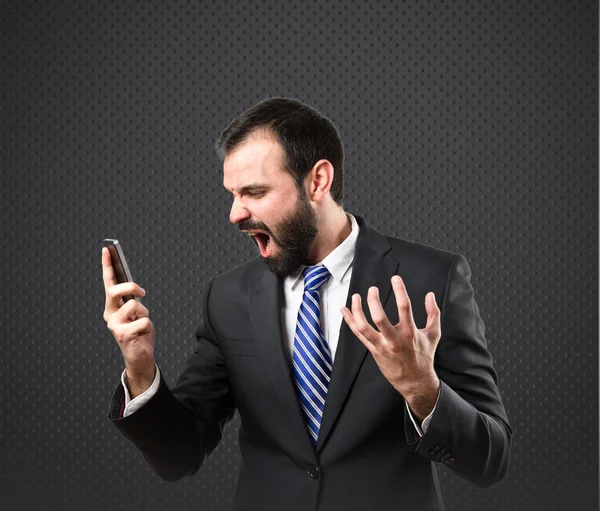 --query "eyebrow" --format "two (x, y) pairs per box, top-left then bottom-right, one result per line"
(223, 183), (270, 194)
